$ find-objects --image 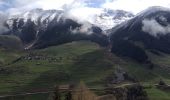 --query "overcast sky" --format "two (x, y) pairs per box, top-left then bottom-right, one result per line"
(1, 0), (170, 14)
